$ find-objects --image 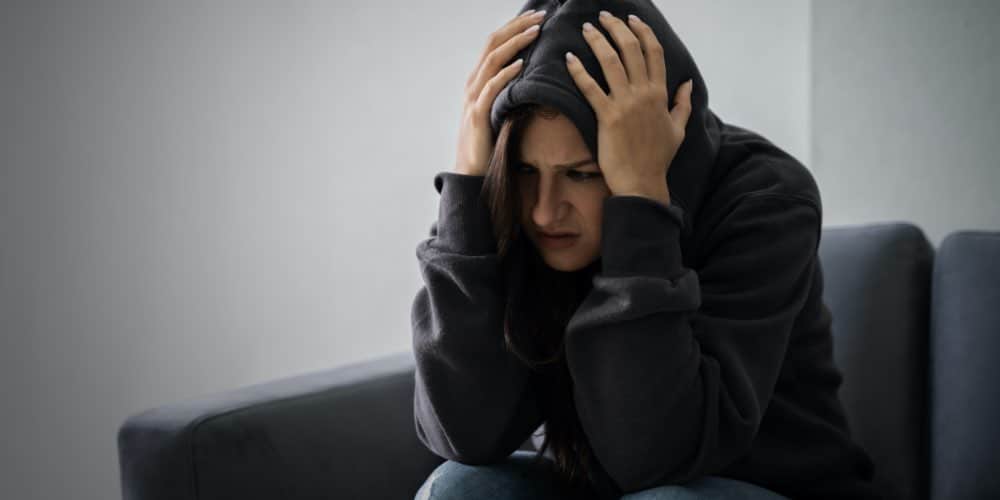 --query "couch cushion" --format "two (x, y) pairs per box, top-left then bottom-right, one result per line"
(819, 223), (934, 500)
(930, 230), (1000, 500)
